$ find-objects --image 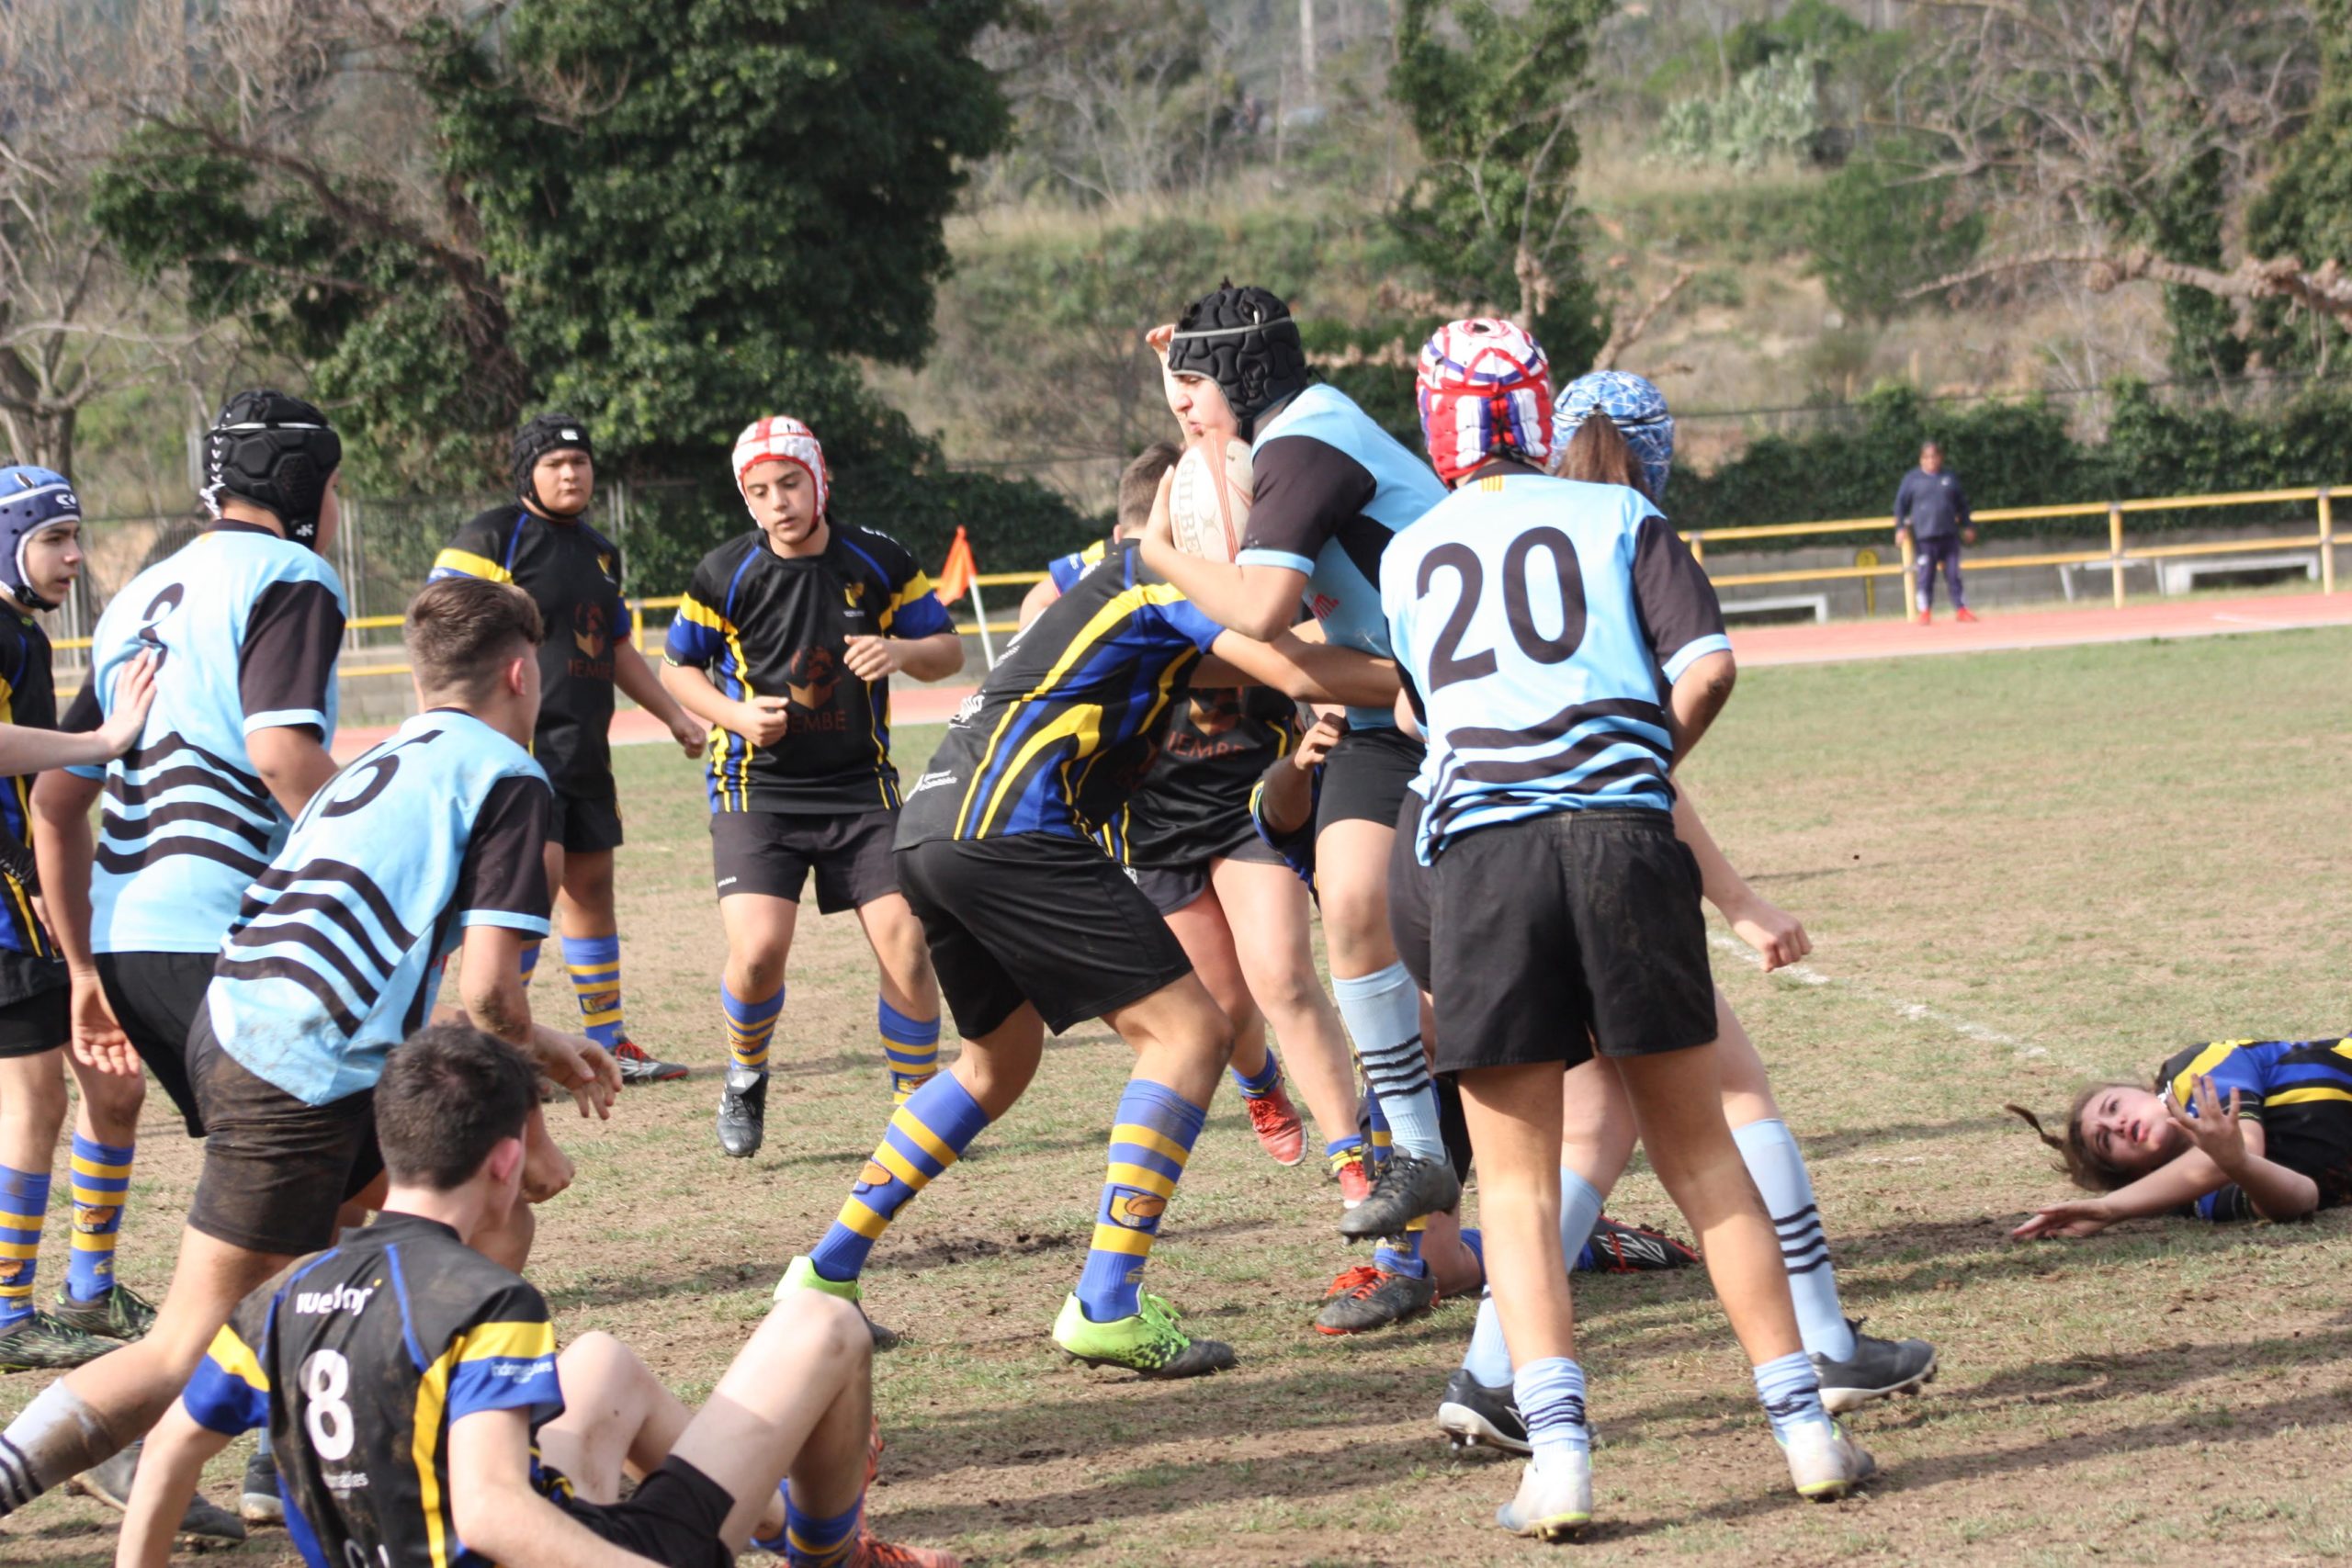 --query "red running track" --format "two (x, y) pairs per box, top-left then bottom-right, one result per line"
(333, 590), (2352, 761)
